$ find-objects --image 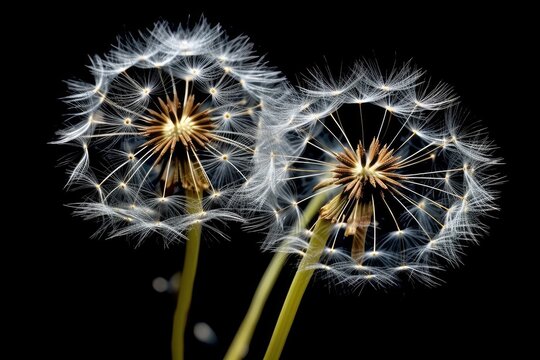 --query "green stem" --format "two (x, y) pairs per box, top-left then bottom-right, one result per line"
(263, 218), (333, 360)
(224, 251), (288, 360)
(172, 190), (202, 360)
(224, 193), (328, 360)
